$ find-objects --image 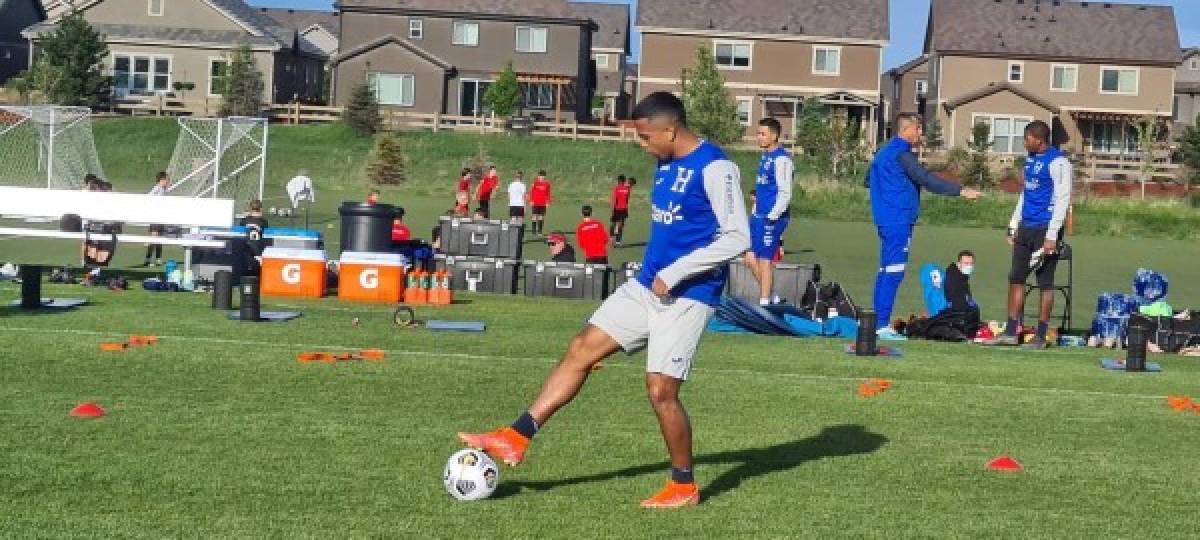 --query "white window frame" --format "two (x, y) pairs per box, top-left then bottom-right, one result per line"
(368, 72), (416, 107)
(914, 79), (928, 104)
(1099, 66), (1140, 96)
(111, 52), (172, 95)
(713, 40), (752, 71)
(1050, 63), (1078, 93)
(147, 0), (163, 17)
(207, 57), (229, 97)
(736, 96), (753, 126)
(971, 113), (1034, 155)
(594, 53), (609, 70)
(1007, 61), (1024, 84)
(452, 21), (479, 47)
(812, 45), (841, 76)
(409, 19), (423, 40)
(515, 26), (548, 53)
